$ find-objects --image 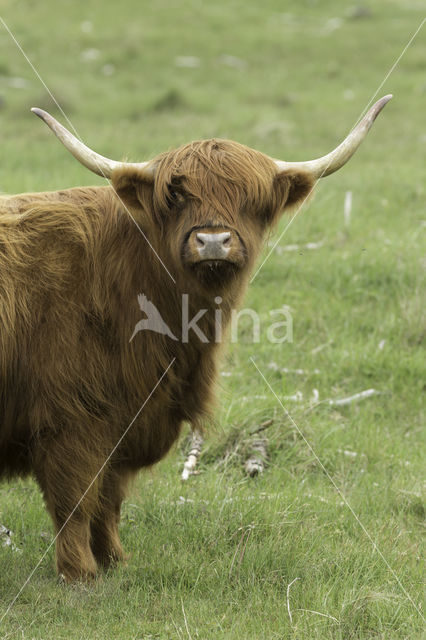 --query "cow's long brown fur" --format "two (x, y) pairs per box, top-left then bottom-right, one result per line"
(0, 138), (313, 580)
